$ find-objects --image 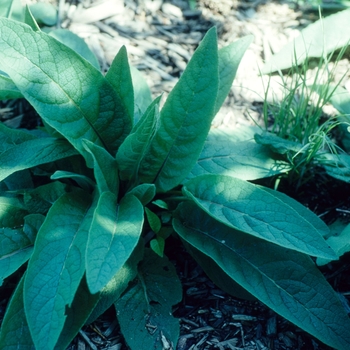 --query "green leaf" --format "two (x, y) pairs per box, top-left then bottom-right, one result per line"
(318, 222), (350, 266)
(3, 170), (33, 191)
(150, 237), (165, 257)
(263, 9), (350, 73)
(116, 96), (161, 181)
(214, 35), (253, 115)
(86, 240), (144, 324)
(254, 132), (304, 154)
(183, 174), (336, 259)
(173, 201), (350, 350)
(23, 181), (68, 214)
(24, 190), (92, 350)
(0, 73), (23, 99)
(50, 171), (95, 192)
(0, 0), (23, 21)
(86, 192), (144, 294)
(24, 5), (40, 31)
(0, 123), (36, 153)
(182, 239), (255, 300)
(0, 137), (78, 182)
(0, 195), (28, 227)
(130, 66), (152, 124)
(0, 227), (33, 286)
(106, 46), (134, 124)
(145, 207), (161, 233)
(0, 274), (35, 349)
(259, 186), (330, 238)
(126, 183), (156, 206)
(321, 153), (350, 183)
(0, 19), (132, 163)
(187, 139), (291, 181)
(28, 3), (57, 26)
(115, 249), (182, 350)
(82, 140), (119, 196)
(55, 276), (100, 350)
(49, 29), (100, 70)
(138, 27), (219, 192)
